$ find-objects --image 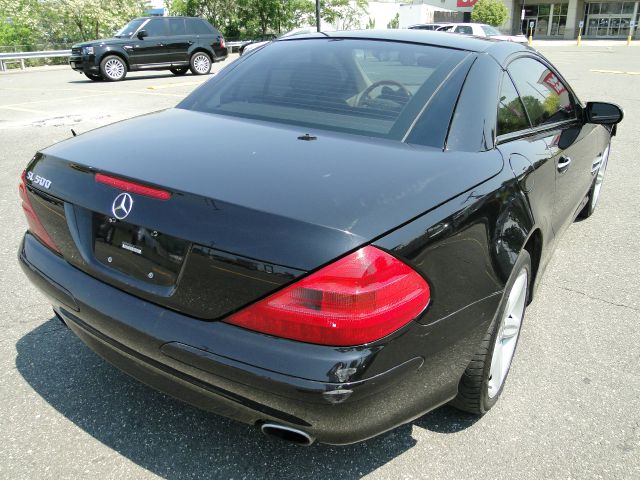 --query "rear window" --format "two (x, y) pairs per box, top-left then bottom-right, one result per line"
(180, 39), (467, 140)
(189, 18), (215, 35)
